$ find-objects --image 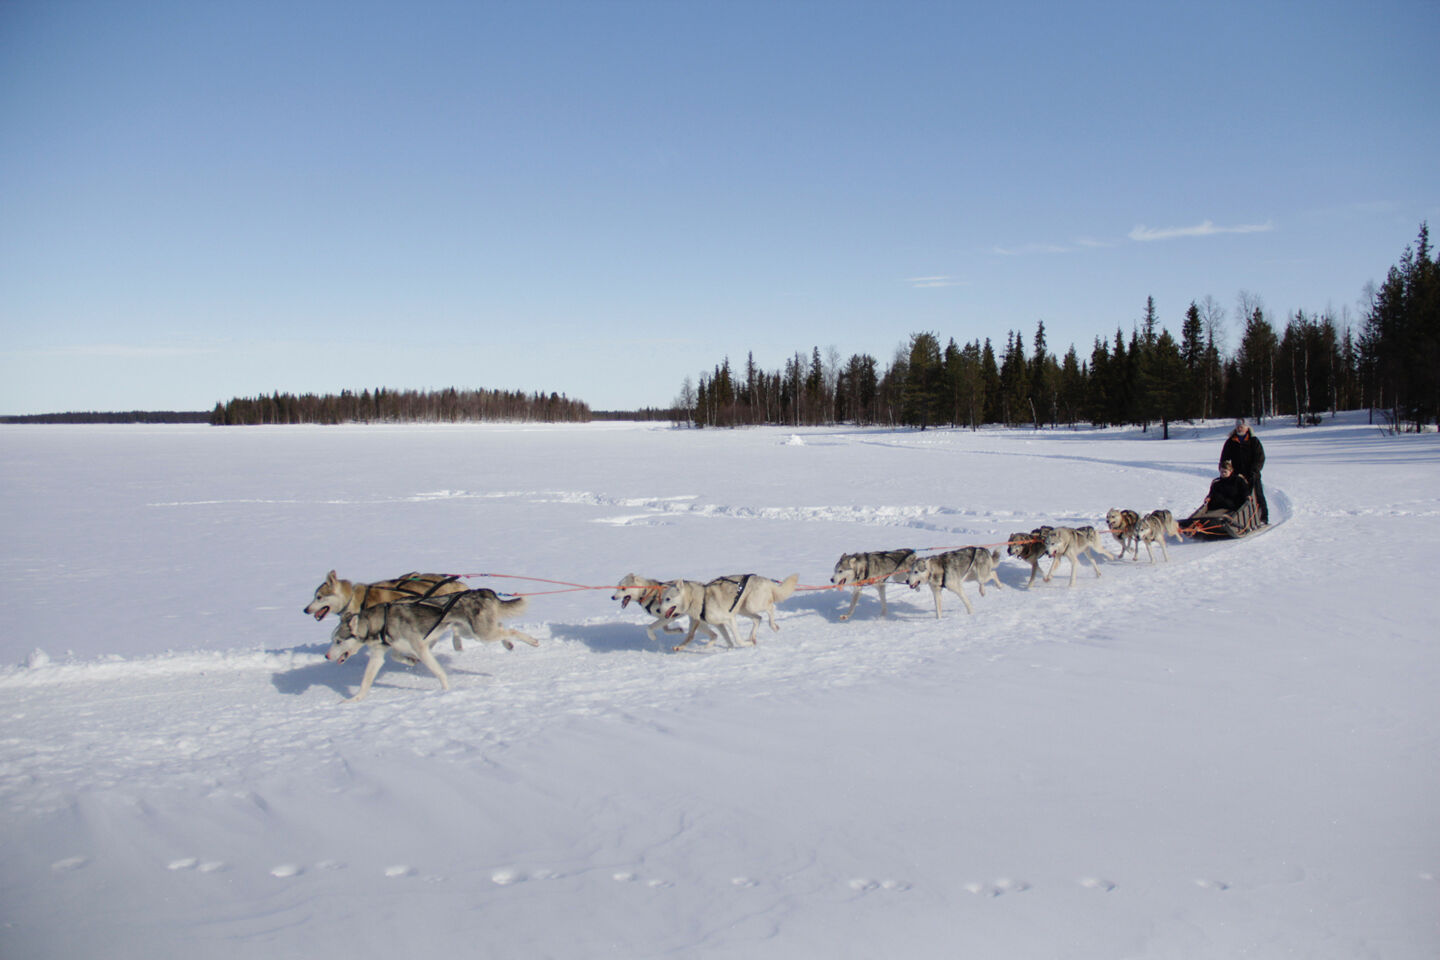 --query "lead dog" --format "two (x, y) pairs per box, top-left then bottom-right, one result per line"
(1006, 526), (1053, 587)
(830, 549), (917, 620)
(328, 590), (538, 702)
(1105, 508), (1141, 560)
(905, 548), (1003, 618)
(1042, 526), (1117, 587)
(611, 573), (717, 645)
(659, 573), (800, 650)
(1136, 509), (1183, 562)
(305, 570), (470, 650)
